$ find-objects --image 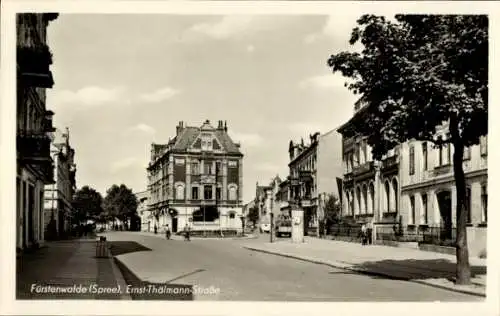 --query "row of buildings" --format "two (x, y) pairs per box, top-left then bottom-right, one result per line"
(248, 102), (487, 256)
(251, 130), (343, 236)
(16, 13), (77, 251)
(138, 120), (245, 234)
